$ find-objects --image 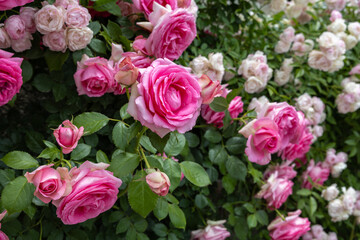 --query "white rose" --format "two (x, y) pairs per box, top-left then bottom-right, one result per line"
(275, 40), (291, 53)
(285, 2), (303, 19)
(348, 22), (360, 40)
(331, 162), (347, 178)
(0, 25), (11, 49)
(308, 50), (332, 72)
(270, 0), (287, 13)
(190, 55), (210, 77)
(325, 0), (346, 10)
(35, 5), (64, 34)
(327, 19), (346, 33)
(281, 58), (294, 73)
(318, 32), (345, 60)
(342, 187), (357, 212)
(274, 70), (291, 86)
(248, 96), (269, 114)
(328, 56), (345, 73)
(66, 27), (93, 51)
(345, 35), (358, 50)
(322, 184), (340, 201)
(328, 198), (349, 222)
(312, 125), (324, 138)
(208, 52), (225, 81)
(296, 93), (313, 112)
(244, 76), (266, 94)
